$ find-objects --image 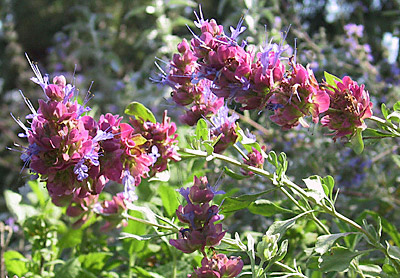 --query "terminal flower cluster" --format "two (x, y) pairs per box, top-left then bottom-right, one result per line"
(321, 76), (373, 139)
(188, 253), (244, 278)
(161, 8), (373, 140)
(13, 60), (180, 226)
(169, 176), (243, 277)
